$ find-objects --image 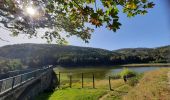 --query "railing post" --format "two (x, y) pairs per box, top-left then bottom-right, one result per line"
(34, 70), (36, 77)
(20, 74), (23, 84)
(0, 80), (2, 93)
(12, 77), (15, 89)
(82, 73), (84, 88)
(92, 73), (95, 88)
